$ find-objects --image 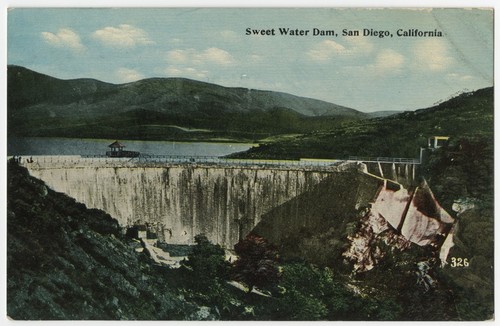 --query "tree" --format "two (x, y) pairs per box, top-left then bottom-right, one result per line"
(182, 234), (230, 287)
(231, 234), (280, 292)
